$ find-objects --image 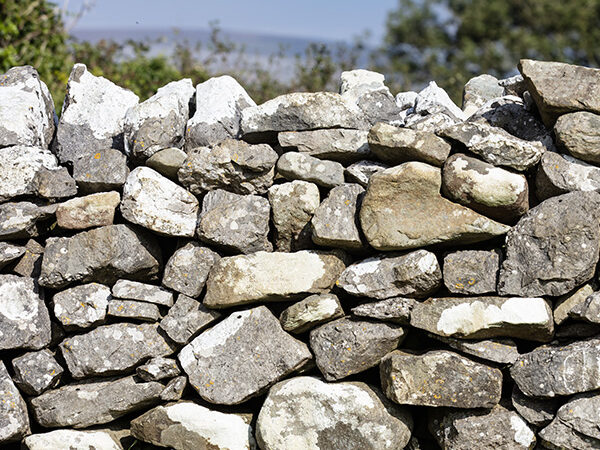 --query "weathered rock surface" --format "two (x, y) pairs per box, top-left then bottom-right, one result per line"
(11, 349), (63, 395)
(570, 291), (600, 323)
(72, 148), (129, 194)
(22, 430), (122, 450)
(0, 242), (25, 269)
(380, 350), (502, 408)
(280, 293), (344, 334)
(431, 336), (520, 364)
(554, 111), (600, 164)
(412, 81), (467, 122)
(554, 283), (596, 325)
(511, 386), (558, 427)
(443, 249), (500, 294)
(56, 191), (120, 229)
(179, 305), (312, 404)
(12, 239), (43, 278)
(107, 299), (160, 321)
(146, 147), (187, 179)
(0, 145), (58, 202)
(462, 74), (504, 117)
(33, 166), (78, 200)
(351, 297), (415, 325)
(52, 283), (110, 330)
(256, 376), (413, 450)
(360, 162), (509, 250)
(159, 294), (221, 345)
(203, 250), (345, 308)
(279, 129), (370, 163)
(310, 317), (406, 381)
(0, 361), (30, 444)
(0, 202), (55, 239)
(162, 242), (220, 297)
(536, 151), (600, 200)
(277, 152), (345, 188)
(160, 376), (187, 401)
(136, 357), (180, 381)
(112, 279), (173, 306)
(344, 160), (388, 187)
